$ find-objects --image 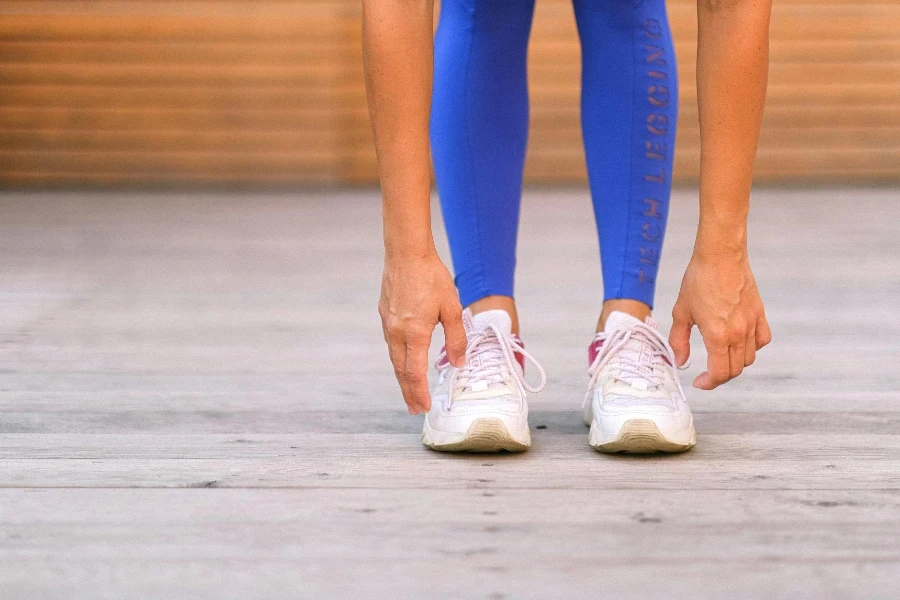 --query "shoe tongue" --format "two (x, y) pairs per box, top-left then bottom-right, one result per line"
(468, 309), (513, 337)
(604, 311), (657, 390)
(459, 309), (514, 391)
(604, 310), (644, 334)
